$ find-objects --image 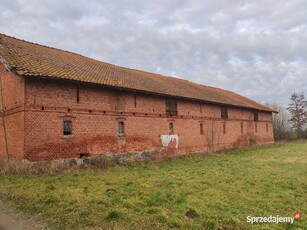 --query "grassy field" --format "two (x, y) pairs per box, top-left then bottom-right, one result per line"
(0, 142), (306, 229)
